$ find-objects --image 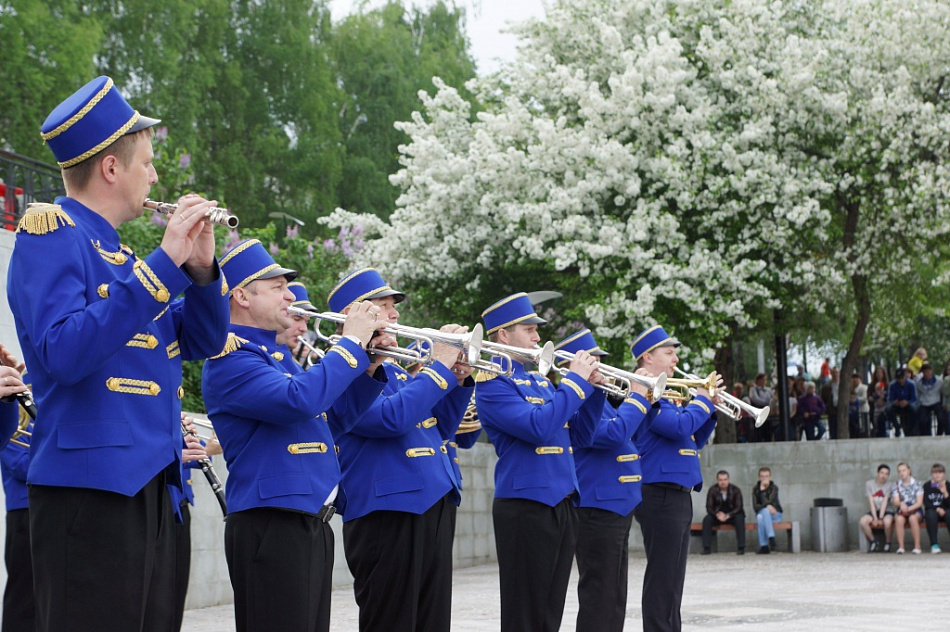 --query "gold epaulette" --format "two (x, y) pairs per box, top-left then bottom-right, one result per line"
(475, 370), (497, 383)
(16, 203), (75, 235)
(209, 333), (248, 359)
